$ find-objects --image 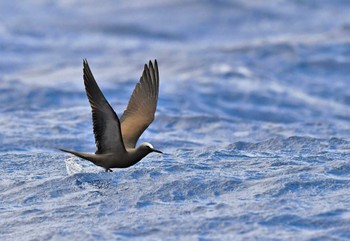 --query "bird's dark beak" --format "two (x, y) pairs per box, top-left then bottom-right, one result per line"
(152, 148), (163, 154)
